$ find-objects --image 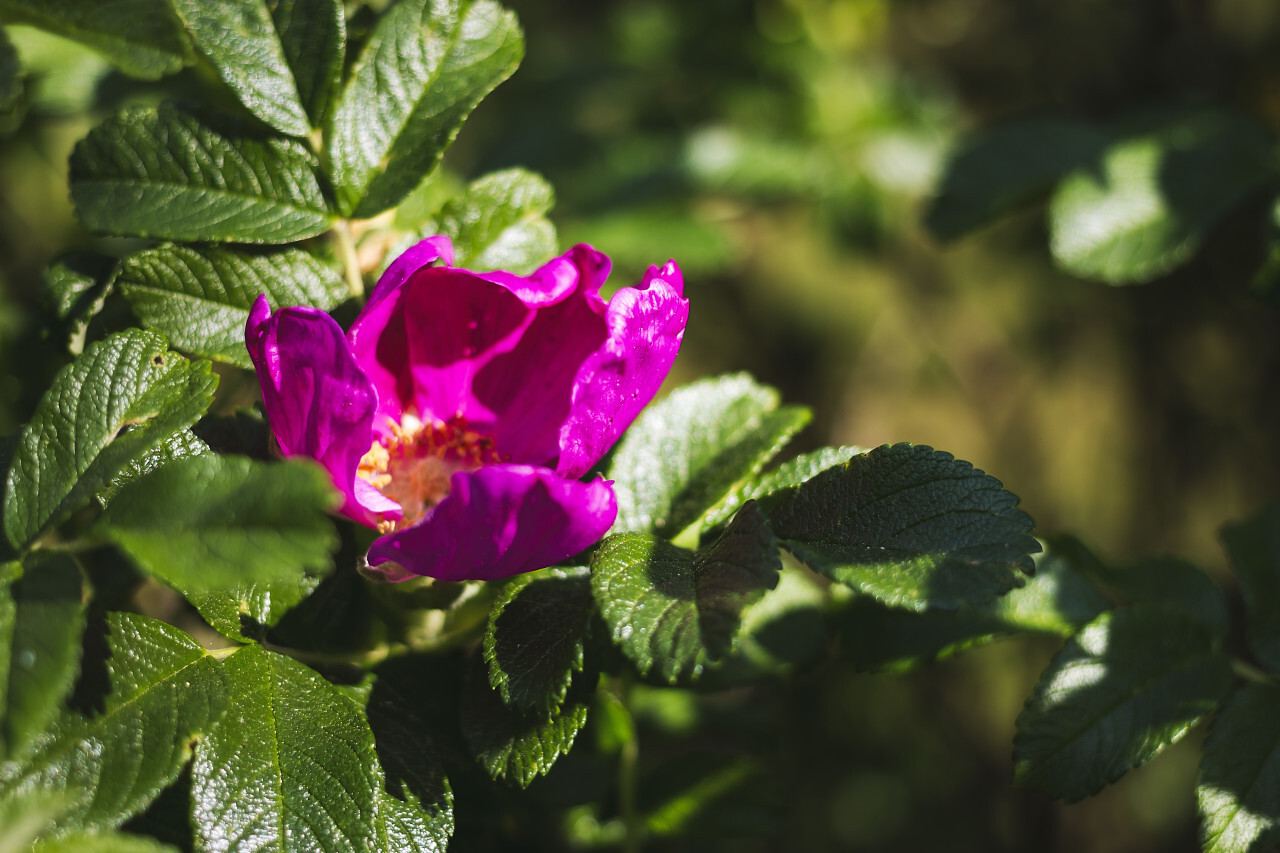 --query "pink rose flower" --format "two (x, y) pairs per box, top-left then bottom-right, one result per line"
(246, 236), (688, 581)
